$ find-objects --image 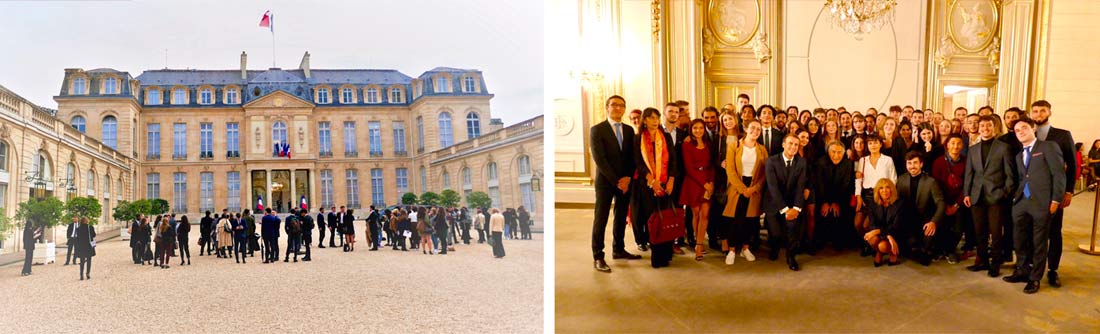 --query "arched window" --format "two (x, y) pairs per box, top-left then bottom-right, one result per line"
(31, 151), (51, 190)
(147, 89), (161, 105)
(70, 116), (86, 133)
(442, 171), (451, 190)
(517, 155), (535, 211)
(102, 116), (118, 149)
(104, 77), (118, 94)
(437, 76), (451, 92)
(272, 121), (288, 149)
(66, 163), (76, 193)
(438, 112), (454, 148)
(389, 87), (403, 103)
(317, 88), (331, 104)
(199, 88), (213, 104)
(463, 76), (476, 93)
(341, 88), (354, 104)
(366, 87), (379, 103)
(466, 112), (481, 139)
(419, 166), (427, 193)
(461, 166), (472, 198)
(487, 162), (500, 208)
(0, 141), (8, 172)
(225, 87), (239, 104)
(172, 88), (187, 104)
(72, 77), (86, 95)
(87, 170), (96, 196)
